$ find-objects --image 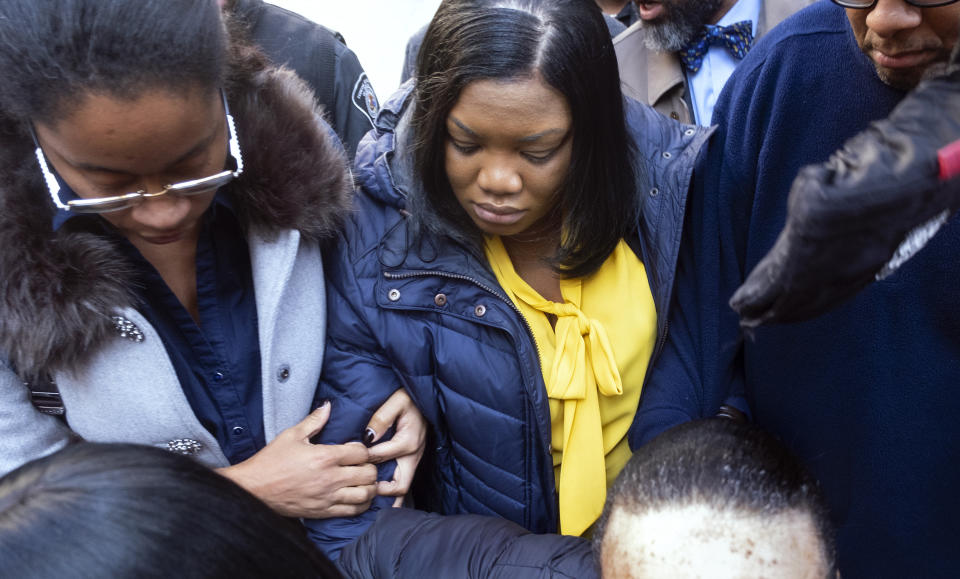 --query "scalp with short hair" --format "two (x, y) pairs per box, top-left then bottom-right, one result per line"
(594, 419), (837, 575)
